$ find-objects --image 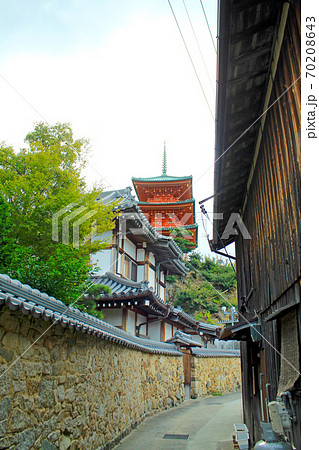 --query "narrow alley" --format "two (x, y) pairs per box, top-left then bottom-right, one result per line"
(116, 392), (242, 450)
